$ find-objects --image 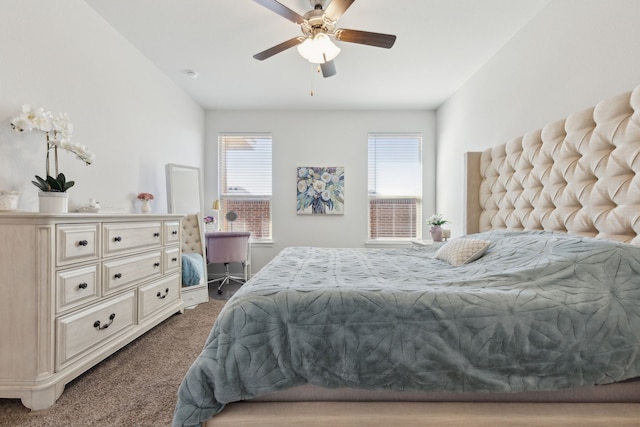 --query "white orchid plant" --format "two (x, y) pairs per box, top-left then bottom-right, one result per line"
(11, 105), (94, 192)
(426, 213), (449, 227)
